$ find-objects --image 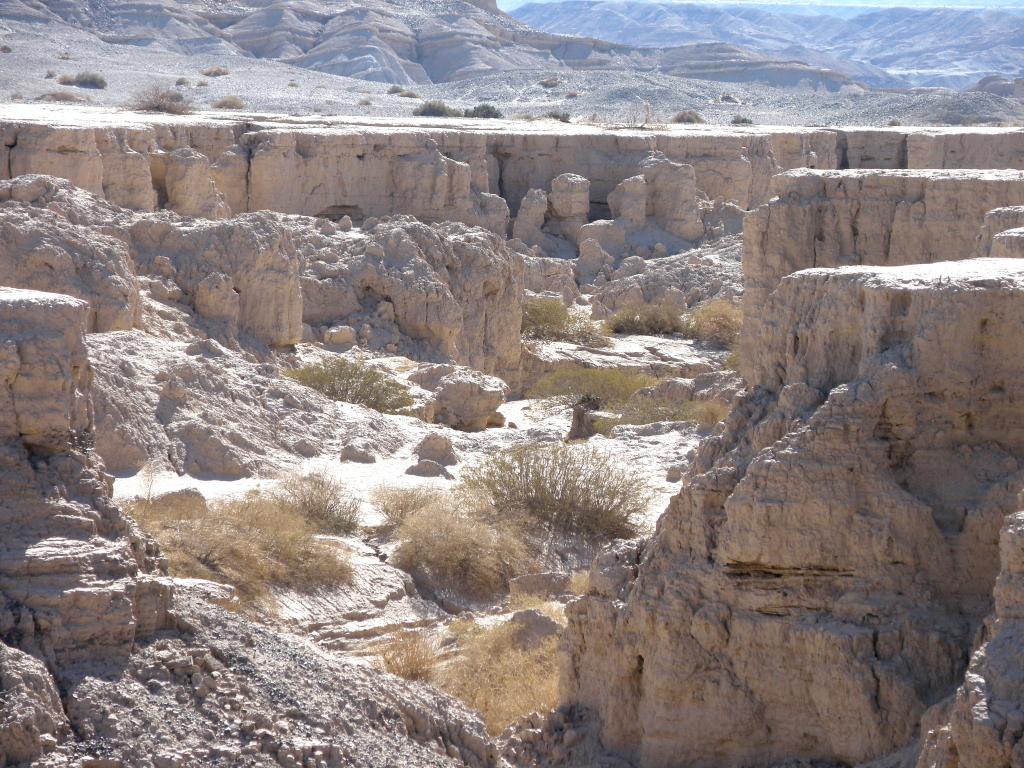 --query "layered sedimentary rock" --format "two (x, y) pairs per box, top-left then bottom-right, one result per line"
(565, 258), (1024, 768)
(743, 169), (1024, 371)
